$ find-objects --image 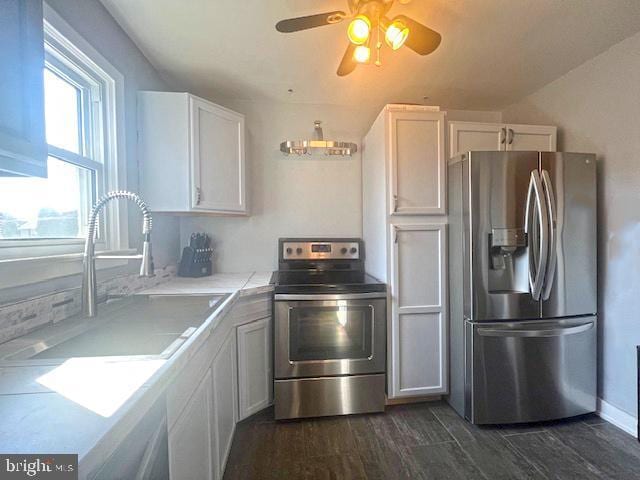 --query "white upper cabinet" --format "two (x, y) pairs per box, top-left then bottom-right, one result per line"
(389, 109), (446, 216)
(449, 121), (557, 158)
(138, 91), (246, 214)
(449, 122), (504, 158)
(506, 123), (557, 151)
(0, 0), (47, 178)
